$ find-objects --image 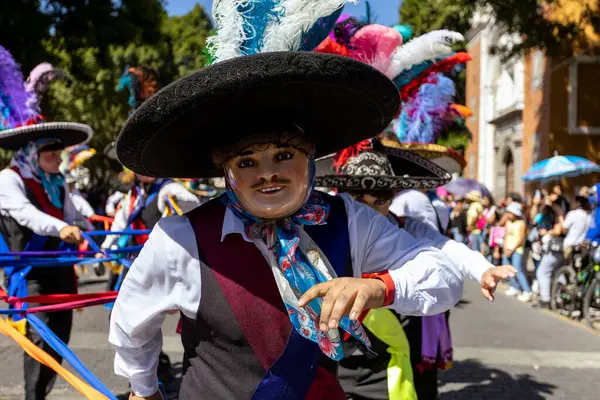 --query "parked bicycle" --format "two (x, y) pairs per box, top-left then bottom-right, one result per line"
(551, 243), (600, 331)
